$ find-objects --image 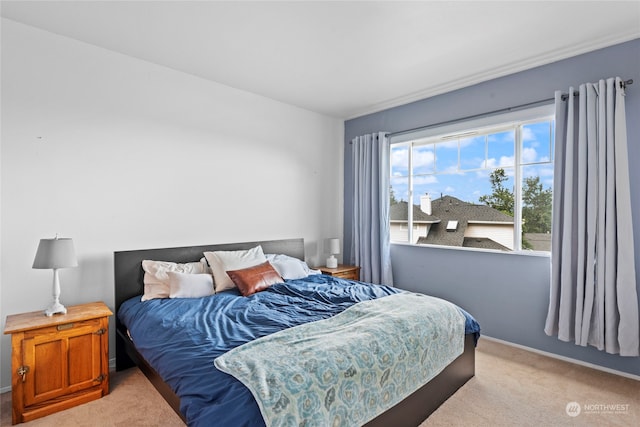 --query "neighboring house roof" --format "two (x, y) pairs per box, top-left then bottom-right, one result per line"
(389, 201), (440, 223)
(418, 219), (467, 247)
(462, 237), (511, 251)
(392, 195), (514, 250)
(431, 195), (514, 223)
